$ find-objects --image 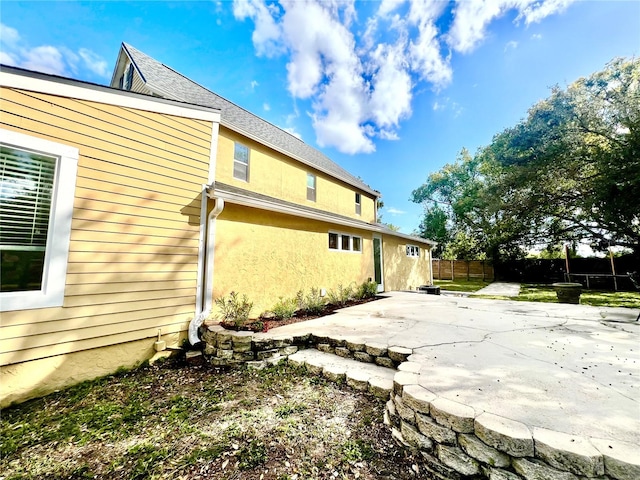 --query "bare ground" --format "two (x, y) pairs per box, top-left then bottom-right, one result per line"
(1, 357), (430, 480)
